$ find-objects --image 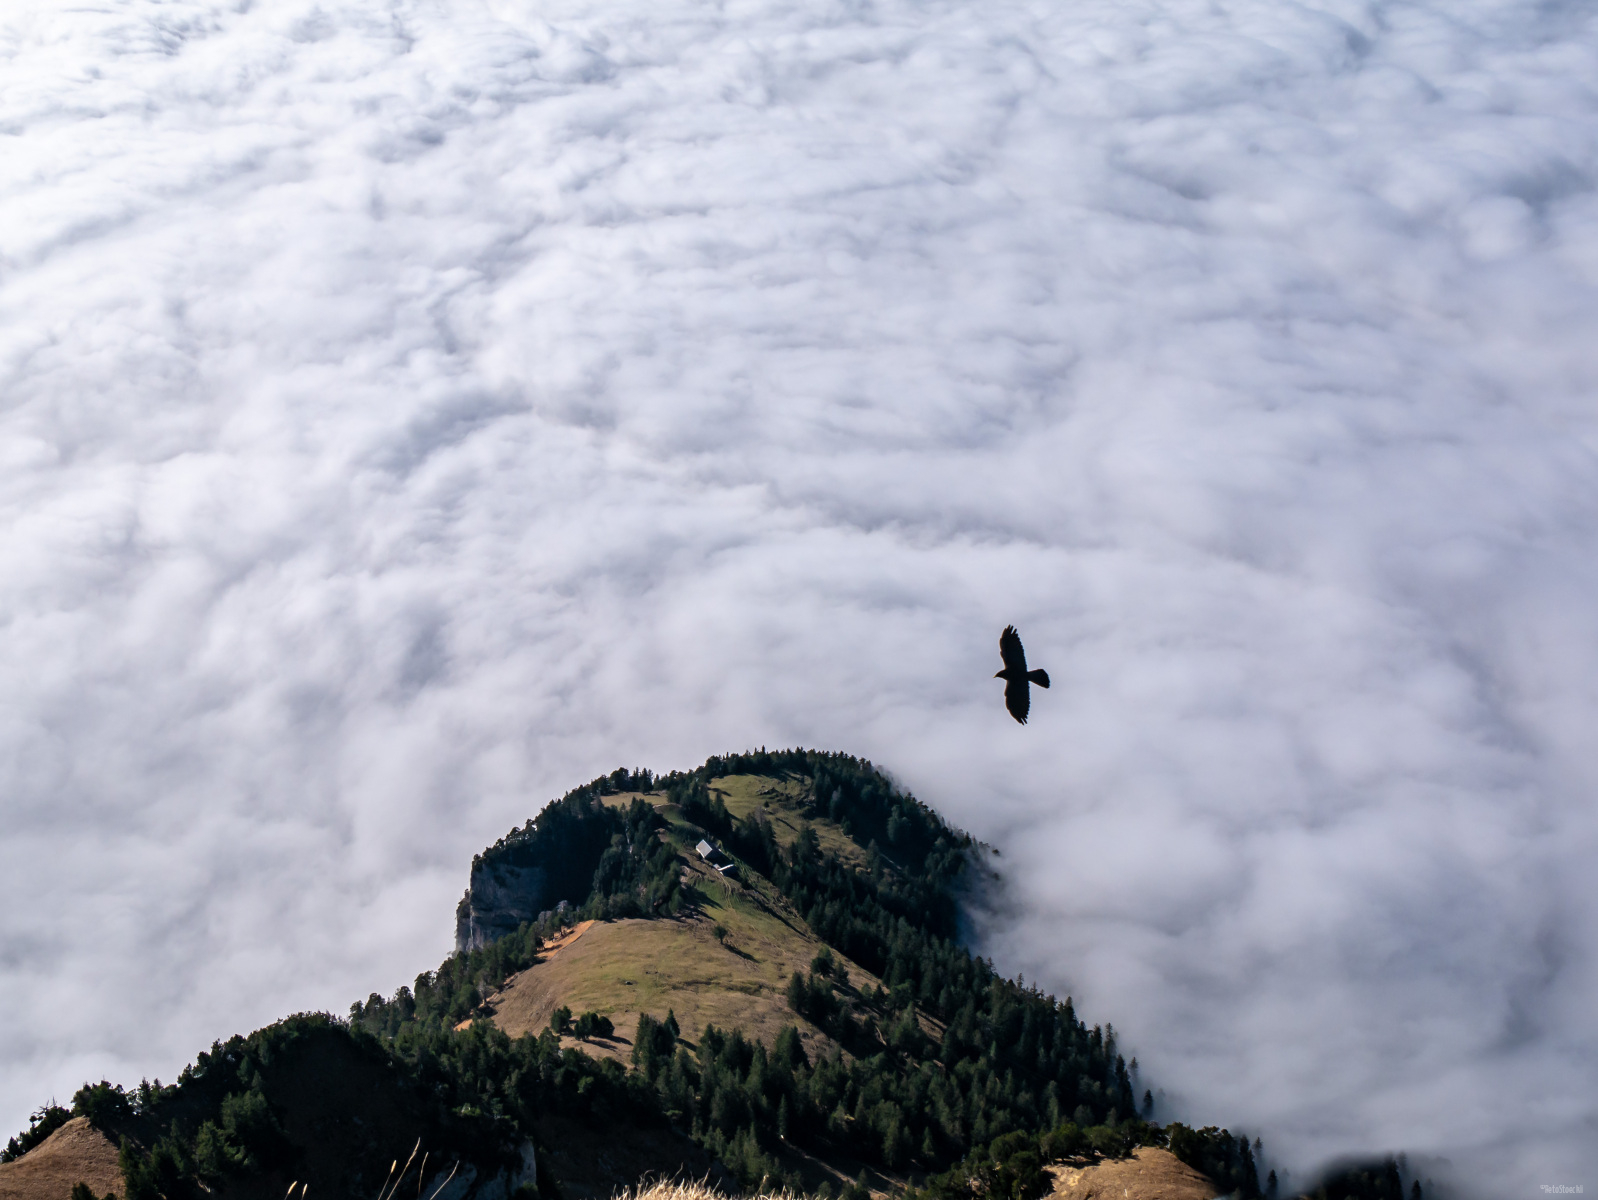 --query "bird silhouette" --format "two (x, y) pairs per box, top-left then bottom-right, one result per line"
(995, 625), (1050, 724)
